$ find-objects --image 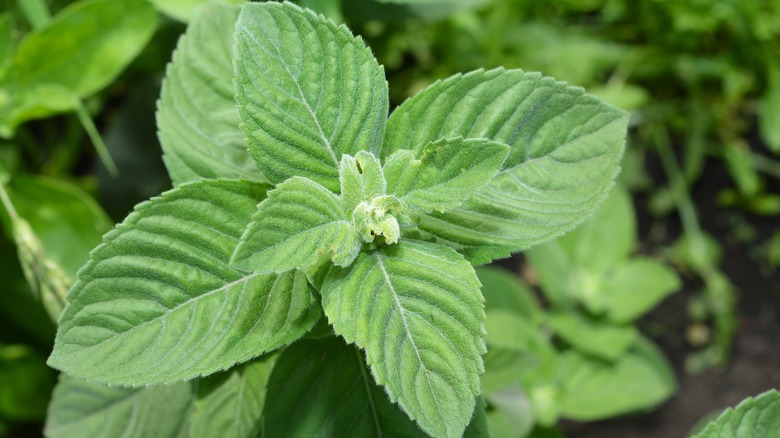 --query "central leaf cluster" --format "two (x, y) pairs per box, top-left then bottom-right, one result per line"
(341, 151), (402, 246)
